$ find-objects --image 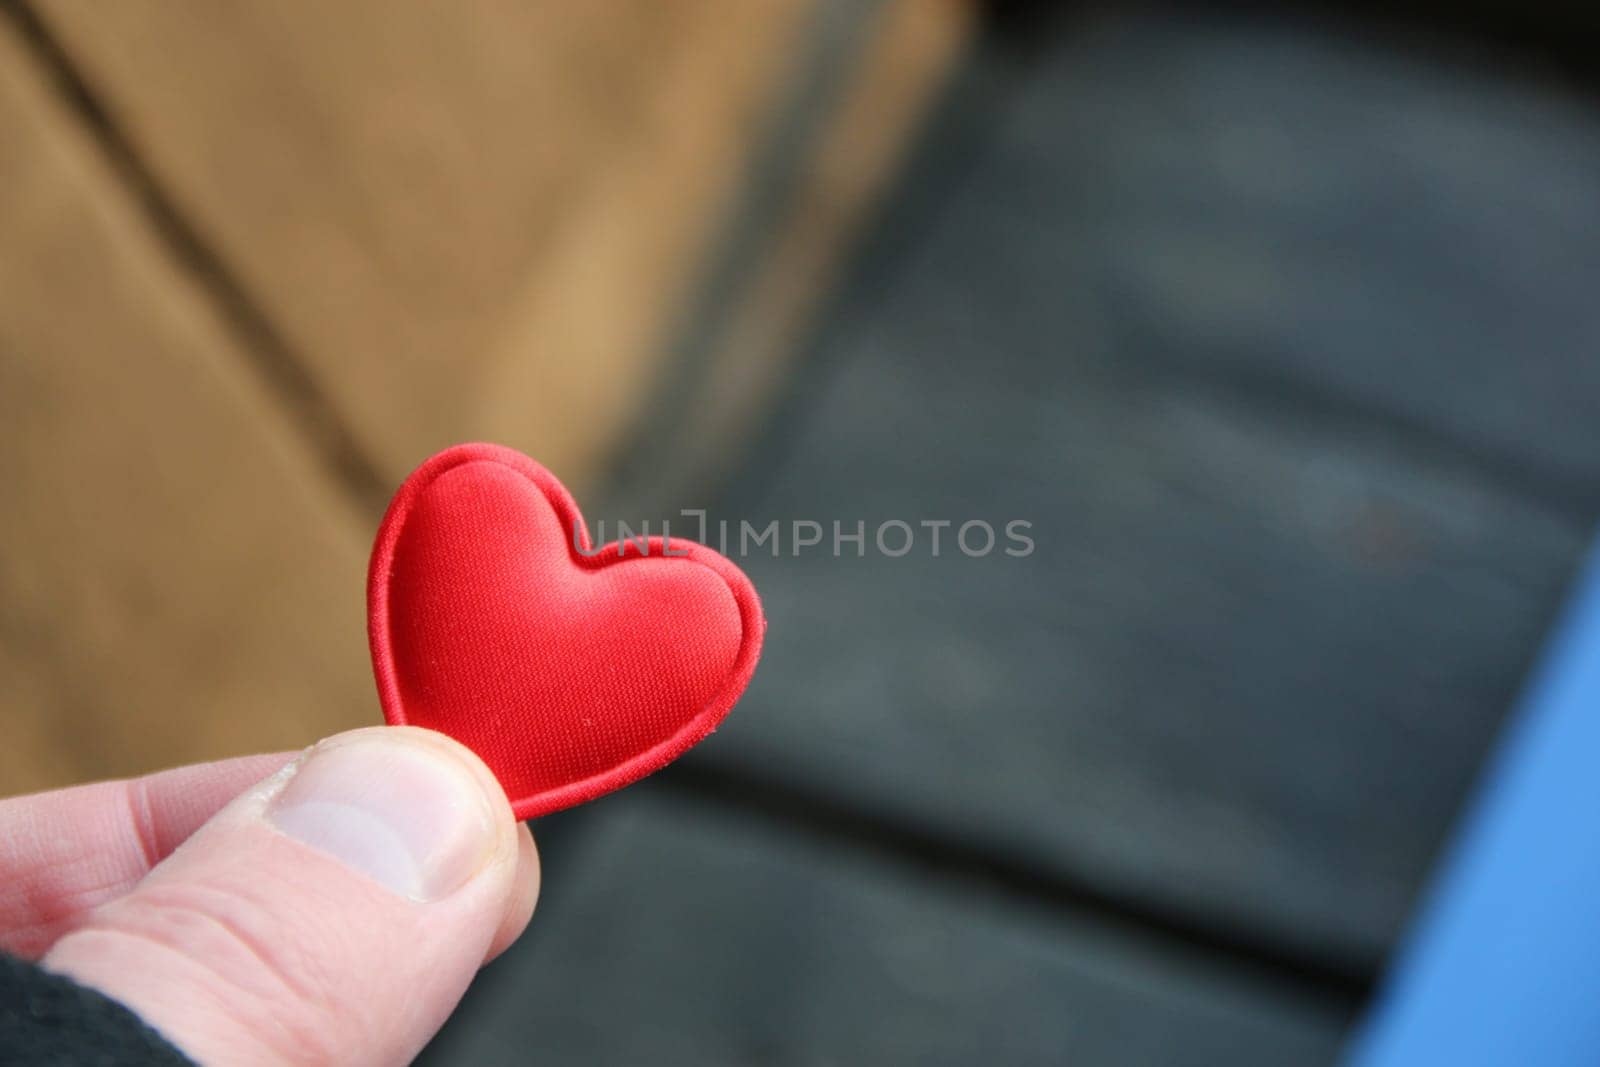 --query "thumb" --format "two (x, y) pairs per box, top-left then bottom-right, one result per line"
(43, 727), (539, 1067)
